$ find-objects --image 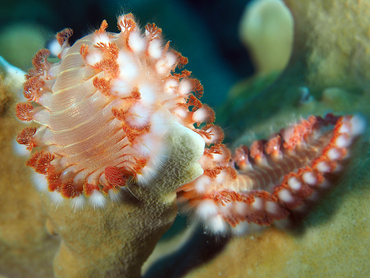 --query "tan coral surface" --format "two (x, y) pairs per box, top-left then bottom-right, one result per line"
(2, 0), (370, 277)
(0, 70), (205, 278)
(285, 0), (370, 91)
(185, 131), (370, 277)
(0, 78), (58, 278)
(42, 123), (204, 278)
